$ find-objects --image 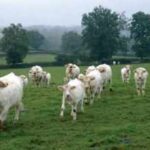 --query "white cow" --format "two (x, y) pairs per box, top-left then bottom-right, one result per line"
(58, 79), (85, 120)
(134, 67), (148, 96)
(78, 69), (103, 105)
(96, 64), (112, 91)
(20, 75), (28, 87)
(85, 65), (96, 75)
(0, 73), (25, 129)
(64, 63), (80, 82)
(28, 65), (43, 86)
(41, 71), (51, 87)
(121, 65), (131, 83)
